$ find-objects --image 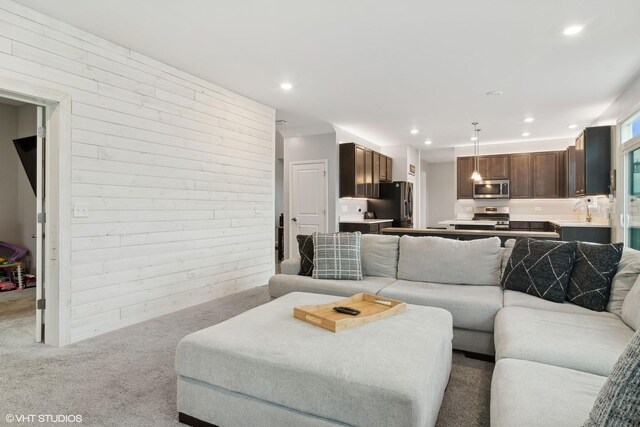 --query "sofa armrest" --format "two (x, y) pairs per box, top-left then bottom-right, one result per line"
(280, 257), (301, 275)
